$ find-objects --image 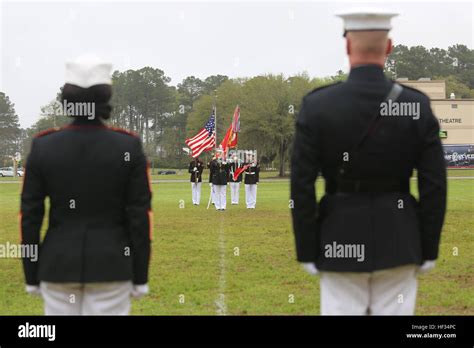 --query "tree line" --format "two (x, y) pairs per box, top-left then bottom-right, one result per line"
(386, 44), (474, 97)
(1, 44), (472, 176)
